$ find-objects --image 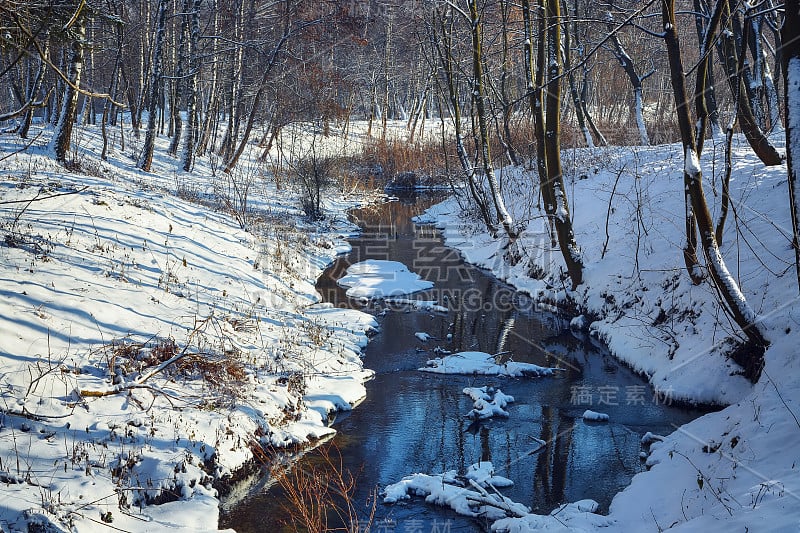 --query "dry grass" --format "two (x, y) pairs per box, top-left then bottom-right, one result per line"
(272, 442), (375, 533)
(354, 136), (454, 183)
